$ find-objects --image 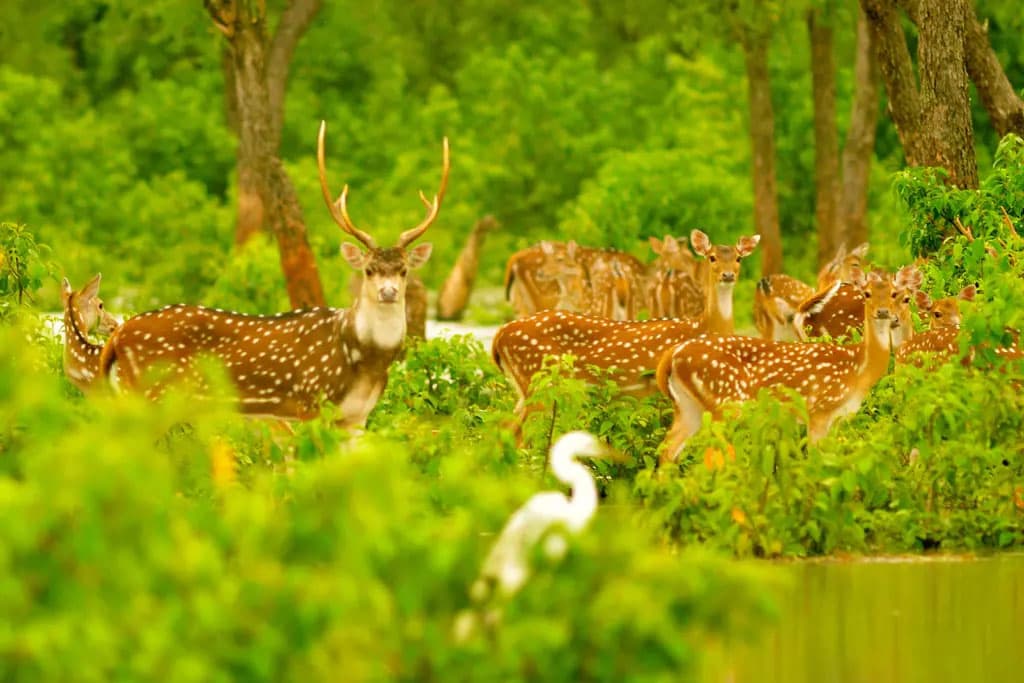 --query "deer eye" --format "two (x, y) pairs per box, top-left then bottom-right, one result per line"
(98, 302), (104, 309)
(903, 297), (910, 304)
(365, 268), (377, 277)
(934, 311), (942, 318)
(863, 292), (871, 299)
(708, 255), (717, 263)
(399, 268), (408, 278)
